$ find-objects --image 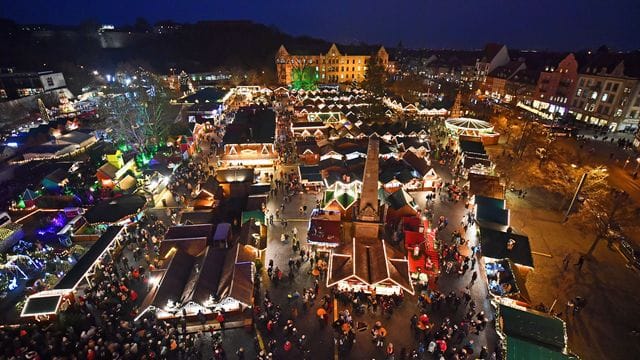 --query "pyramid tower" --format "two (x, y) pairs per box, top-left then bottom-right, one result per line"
(357, 137), (380, 222)
(449, 92), (462, 119)
(38, 99), (50, 122)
